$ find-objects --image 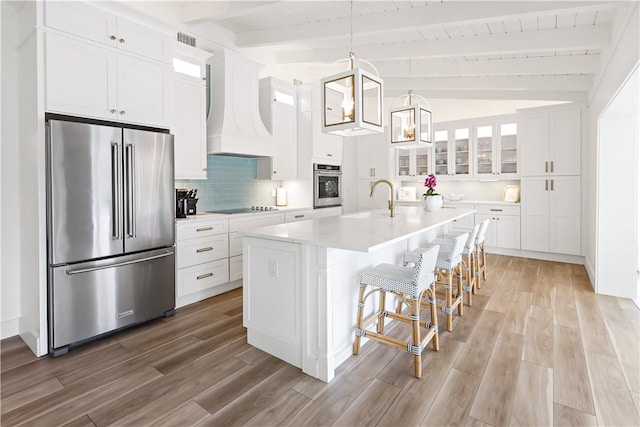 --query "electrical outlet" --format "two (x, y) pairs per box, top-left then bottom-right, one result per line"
(268, 259), (278, 278)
